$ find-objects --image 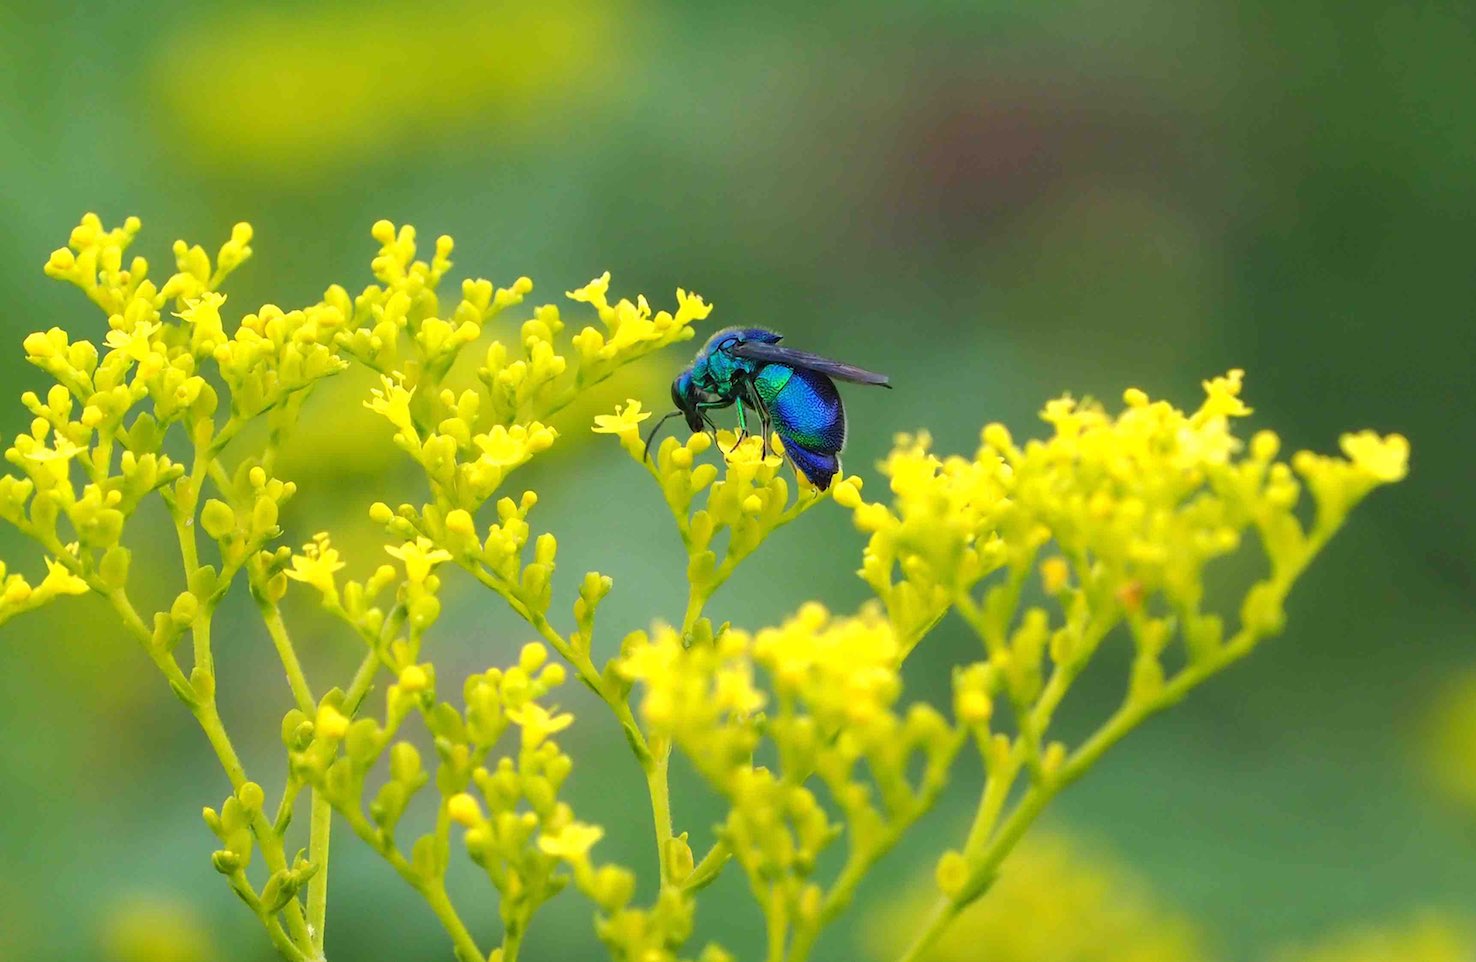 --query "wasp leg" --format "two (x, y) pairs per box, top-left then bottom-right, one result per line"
(742, 382), (775, 455)
(701, 412), (726, 452)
